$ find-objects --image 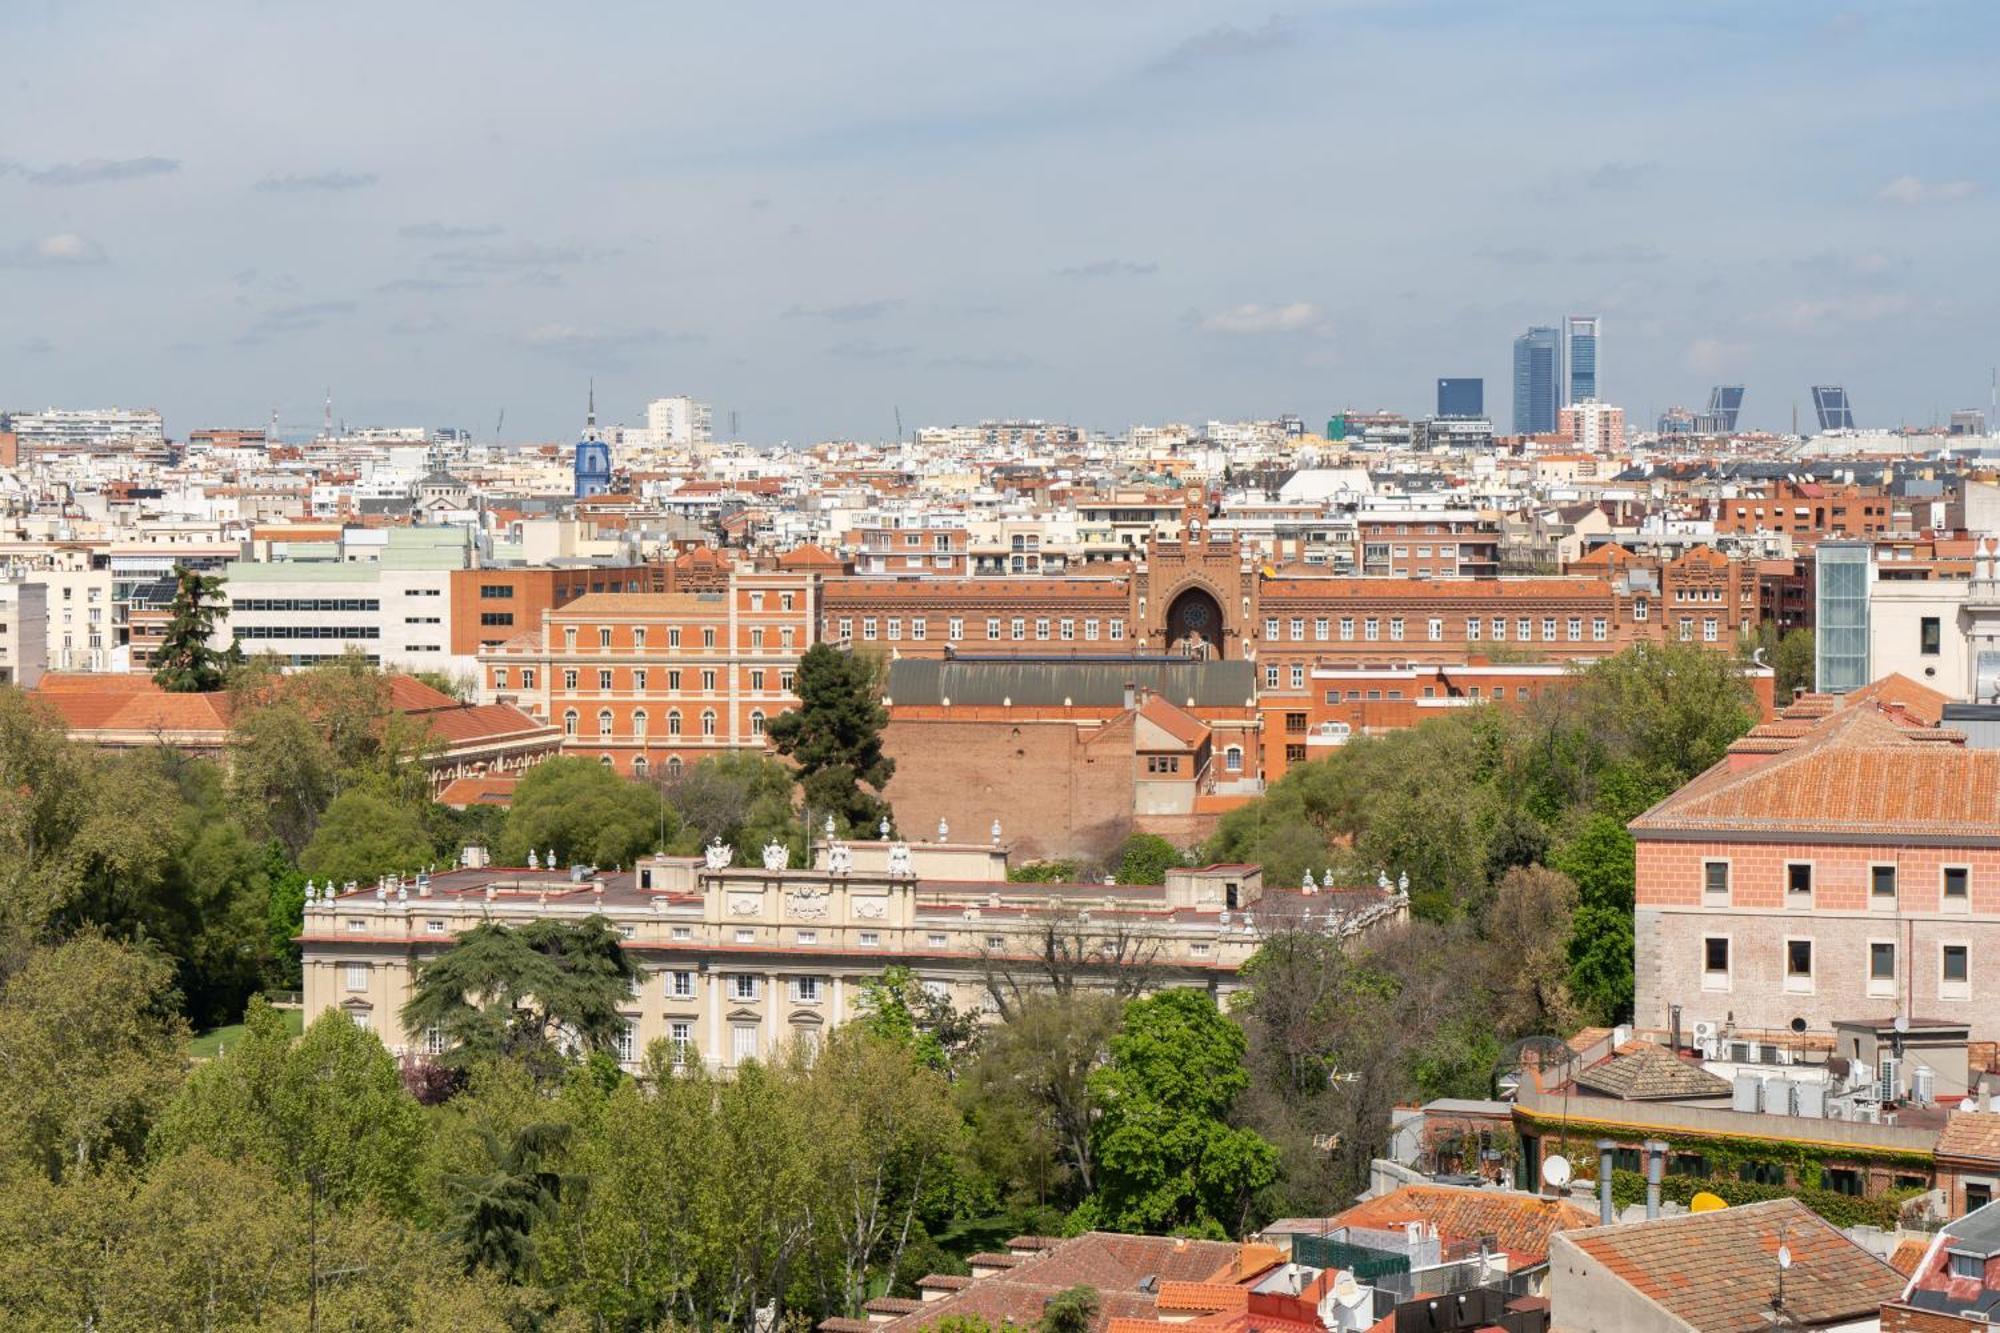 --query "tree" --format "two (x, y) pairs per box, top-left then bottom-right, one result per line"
(0, 931), (187, 1181)
(443, 1121), (579, 1281)
(1552, 813), (1636, 913)
(766, 643), (895, 835)
(403, 917), (644, 1074)
(151, 563), (239, 692)
(1749, 623), (1815, 699)
(1480, 866), (1581, 1037)
(660, 751), (800, 859)
(151, 1000), (427, 1216)
(500, 757), (665, 868)
(856, 965), (980, 1077)
(960, 991), (1119, 1209)
(1567, 903), (1635, 1024)
(1083, 990), (1277, 1237)
(1114, 832), (1181, 885)
(300, 788), (436, 887)
(1039, 1287), (1099, 1333)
